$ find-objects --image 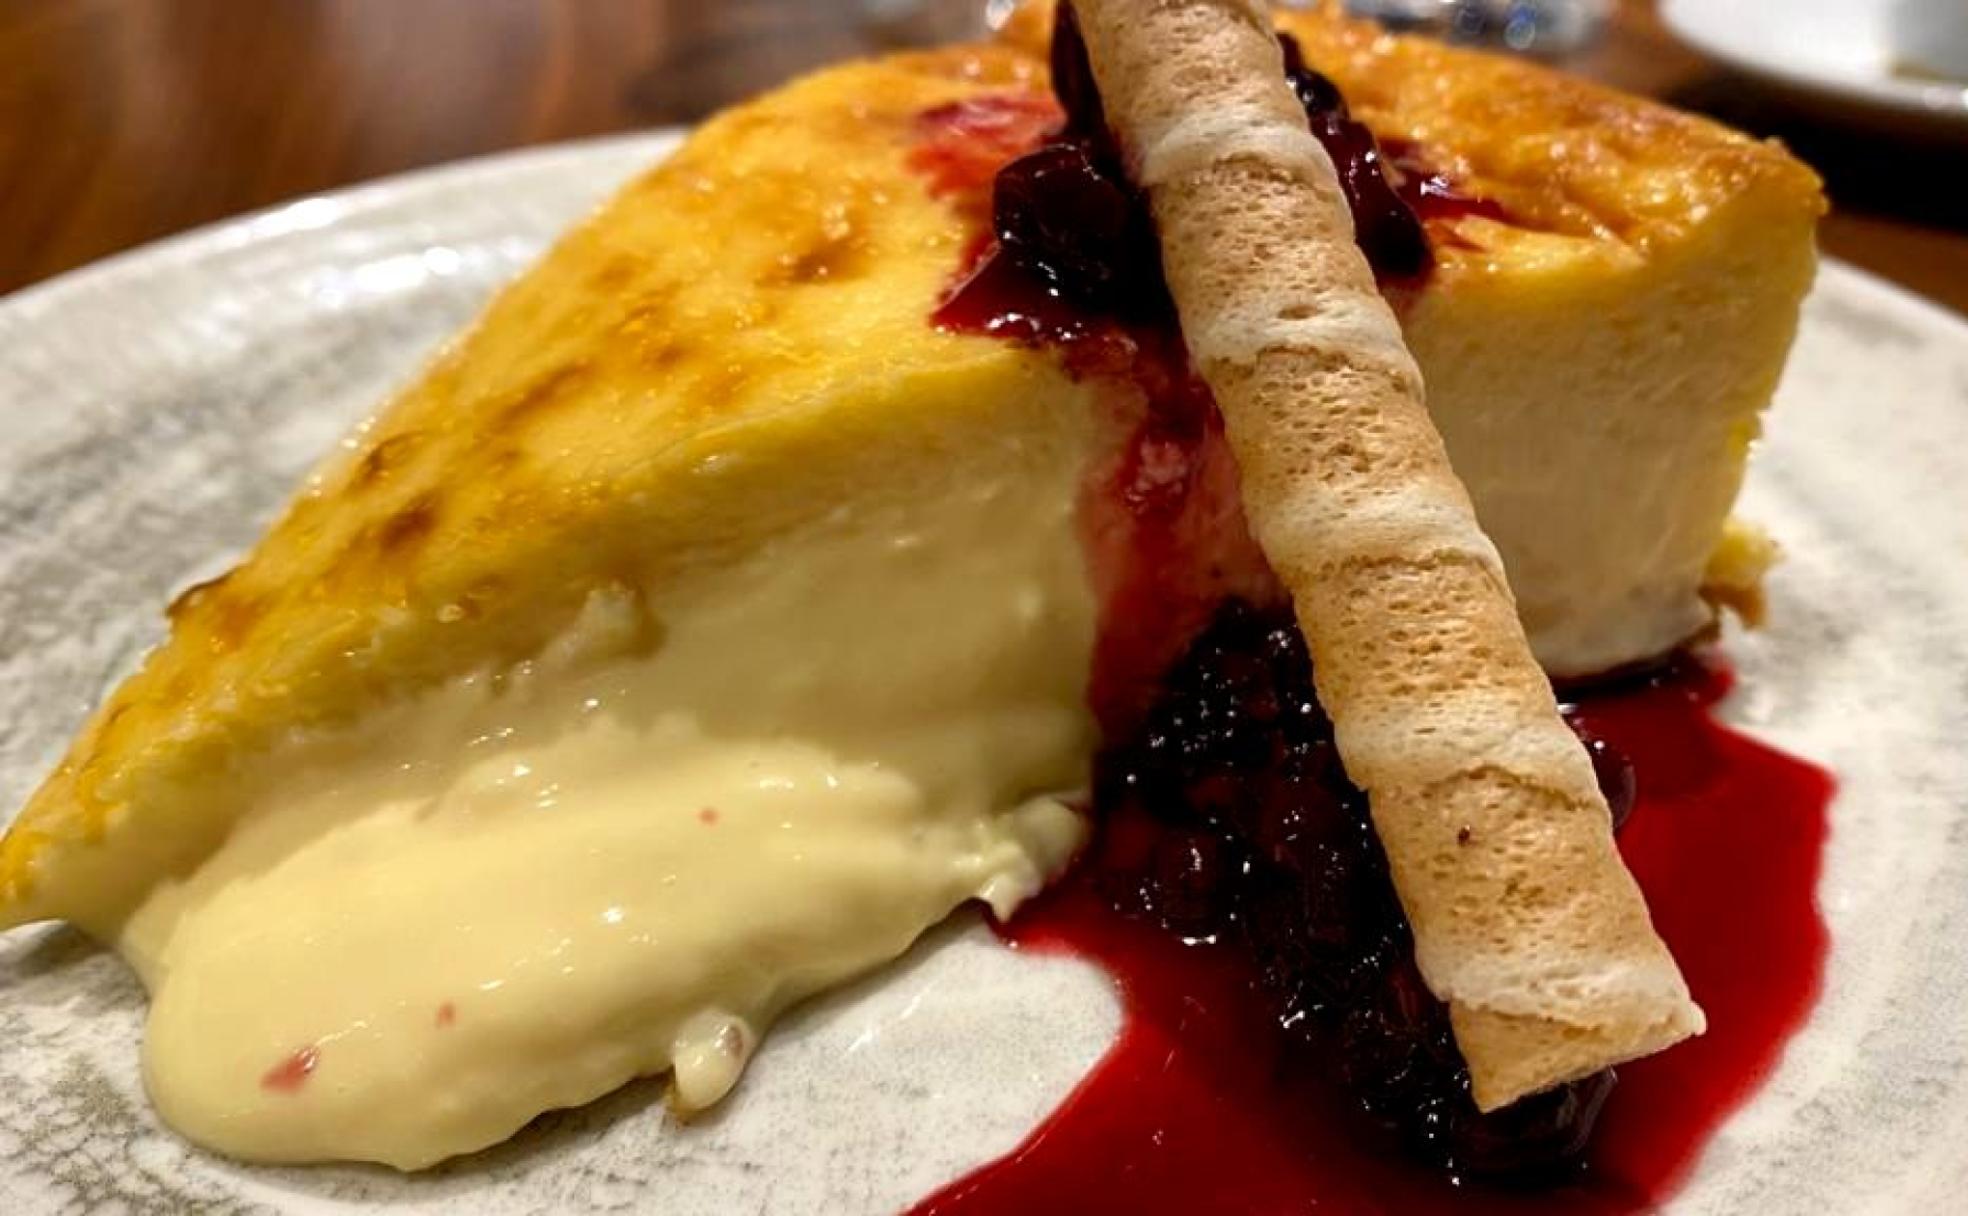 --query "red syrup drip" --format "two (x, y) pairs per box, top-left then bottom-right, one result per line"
(261, 1045), (320, 1093)
(909, 95), (1063, 212)
(913, 657), (1832, 1216)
